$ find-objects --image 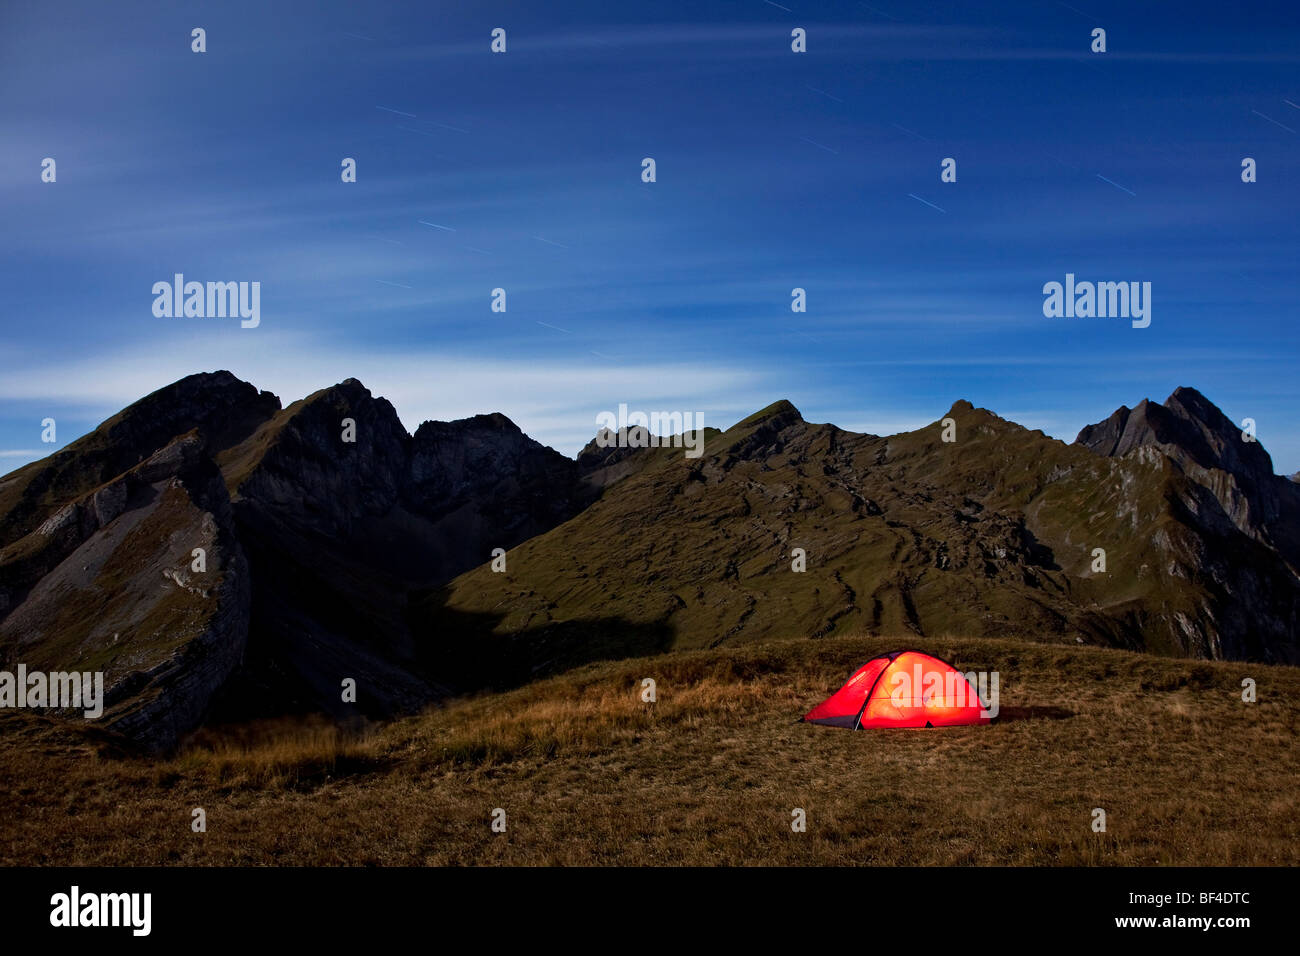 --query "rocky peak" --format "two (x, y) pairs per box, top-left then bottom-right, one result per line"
(1075, 386), (1287, 540)
(411, 411), (525, 448)
(409, 412), (575, 508)
(576, 428), (651, 473)
(1077, 387), (1273, 476)
(0, 371), (279, 548)
(107, 371), (281, 458)
(714, 399), (809, 463)
(1073, 403), (1134, 457)
(1161, 387), (1276, 481)
(1076, 387), (1279, 478)
(737, 399), (804, 430)
(232, 379), (410, 535)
